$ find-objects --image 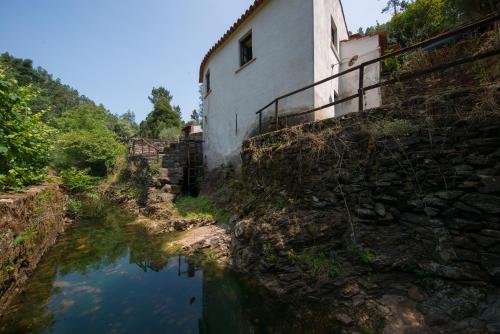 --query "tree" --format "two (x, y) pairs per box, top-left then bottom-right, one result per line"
(140, 87), (182, 138)
(148, 87), (173, 105)
(190, 109), (200, 124)
(381, 0), (412, 15)
(0, 68), (54, 191)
